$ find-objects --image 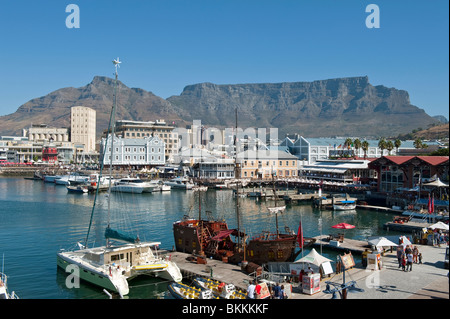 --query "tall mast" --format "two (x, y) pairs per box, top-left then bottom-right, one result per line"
(84, 58), (121, 248)
(106, 57), (121, 245)
(234, 108), (241, 249)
